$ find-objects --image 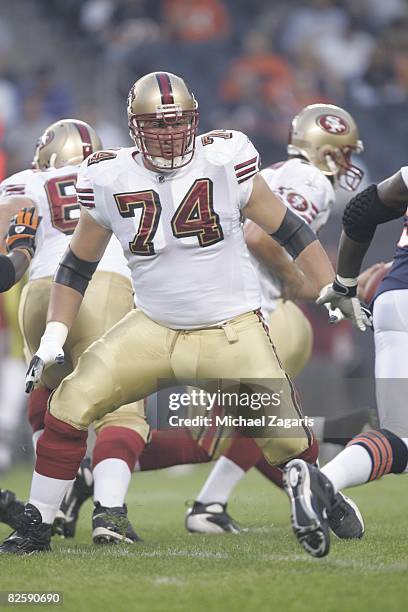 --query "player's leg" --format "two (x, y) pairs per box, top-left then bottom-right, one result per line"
(0, 310), (176, 554)
(268, 299), (313, 379)
(88, 401), (149, 544)
(186, 303), (314, 531)
(283, 290), (408, 556)
(181, 311), (334, 553)
(0, 282), (40, 471)
(320, 290), (408, 491)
